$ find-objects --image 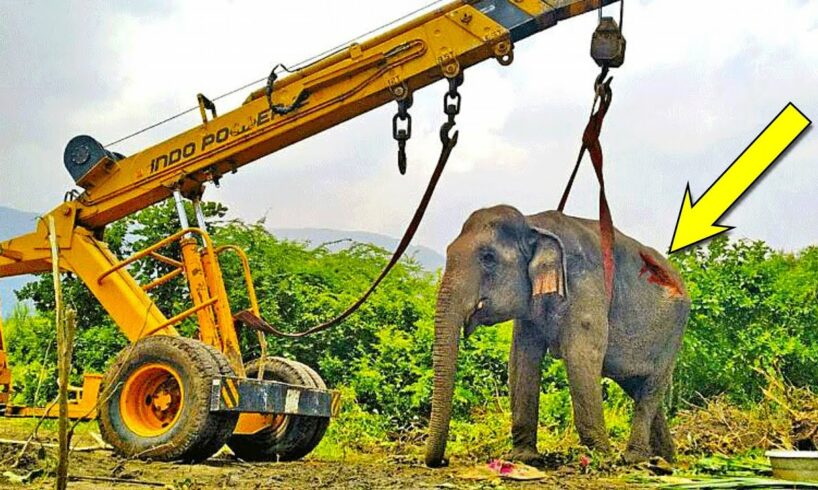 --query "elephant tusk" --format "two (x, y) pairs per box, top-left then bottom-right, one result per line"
(476, 300), (484, 310)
